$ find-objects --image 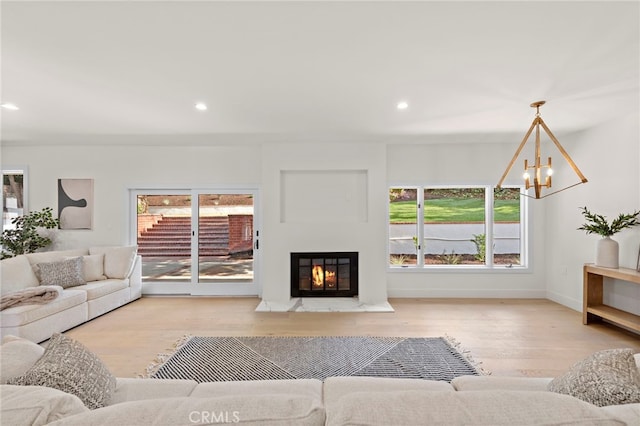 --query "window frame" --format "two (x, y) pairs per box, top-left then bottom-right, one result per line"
(2, 166), (29, 233)
(388, 184), (530, 272)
